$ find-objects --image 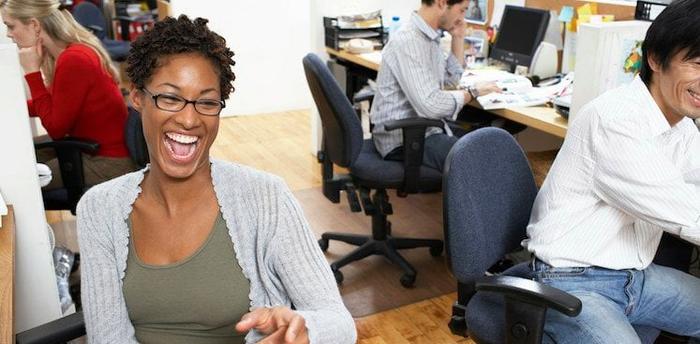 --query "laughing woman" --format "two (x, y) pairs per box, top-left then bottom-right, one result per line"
(76, 15), (356, 344)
